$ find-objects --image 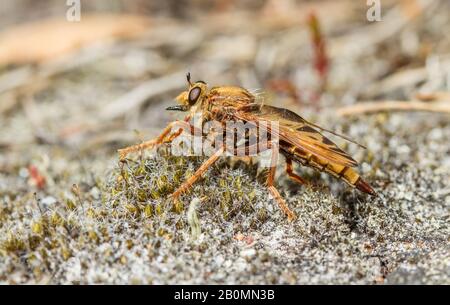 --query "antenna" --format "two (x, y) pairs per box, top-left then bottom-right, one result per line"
(186, 72), (192, 86)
